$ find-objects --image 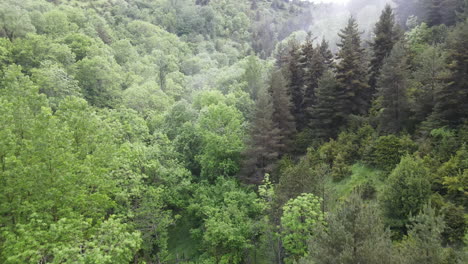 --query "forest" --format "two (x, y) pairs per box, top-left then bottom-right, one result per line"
(0, 0), (467, 263)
